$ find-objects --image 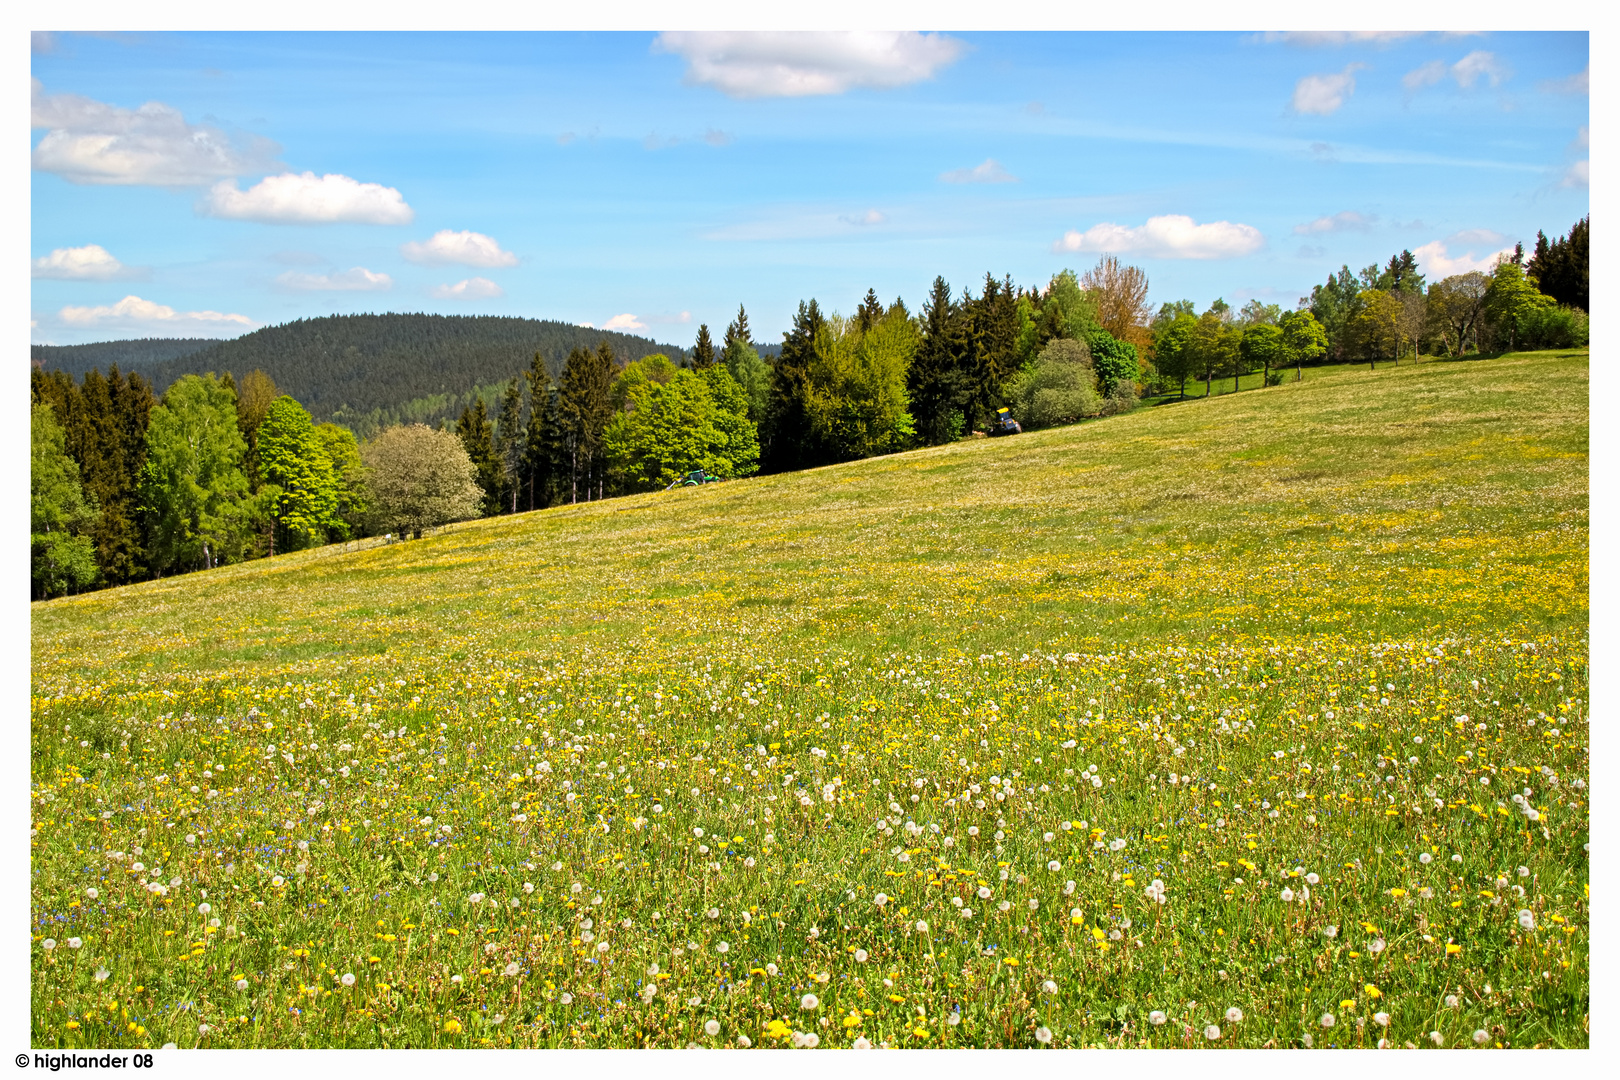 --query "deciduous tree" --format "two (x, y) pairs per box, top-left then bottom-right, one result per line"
(360, 424), (482, 539)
